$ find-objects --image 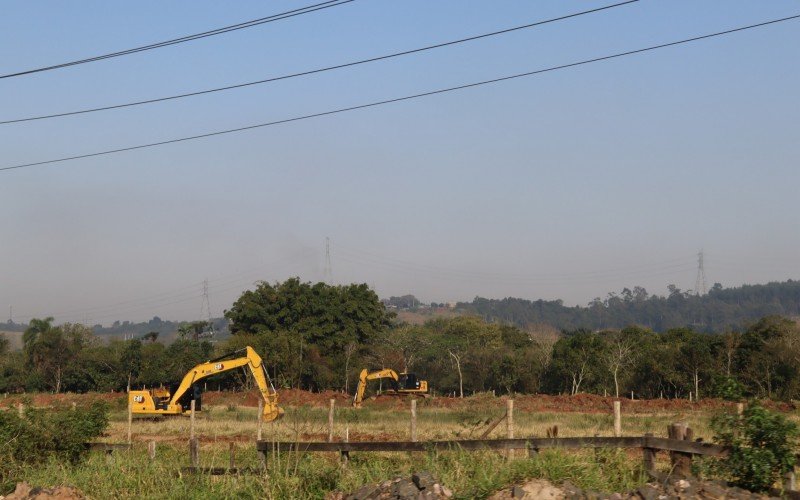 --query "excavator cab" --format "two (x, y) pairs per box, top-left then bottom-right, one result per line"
(175, 384), (202, 412)
(398, 373), (421, 391)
